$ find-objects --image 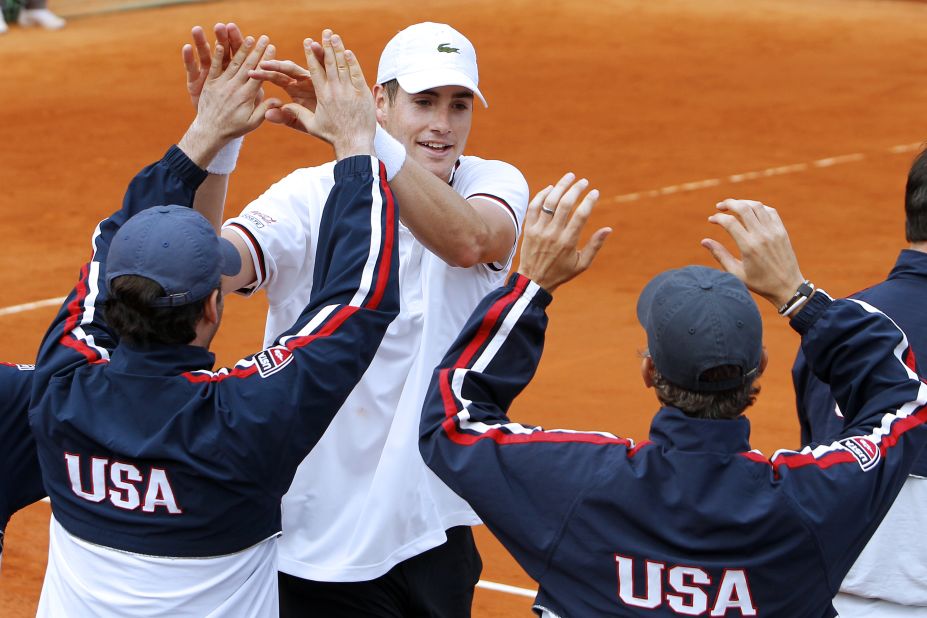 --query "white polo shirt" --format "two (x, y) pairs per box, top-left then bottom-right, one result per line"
(224, 155), (529, 582)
